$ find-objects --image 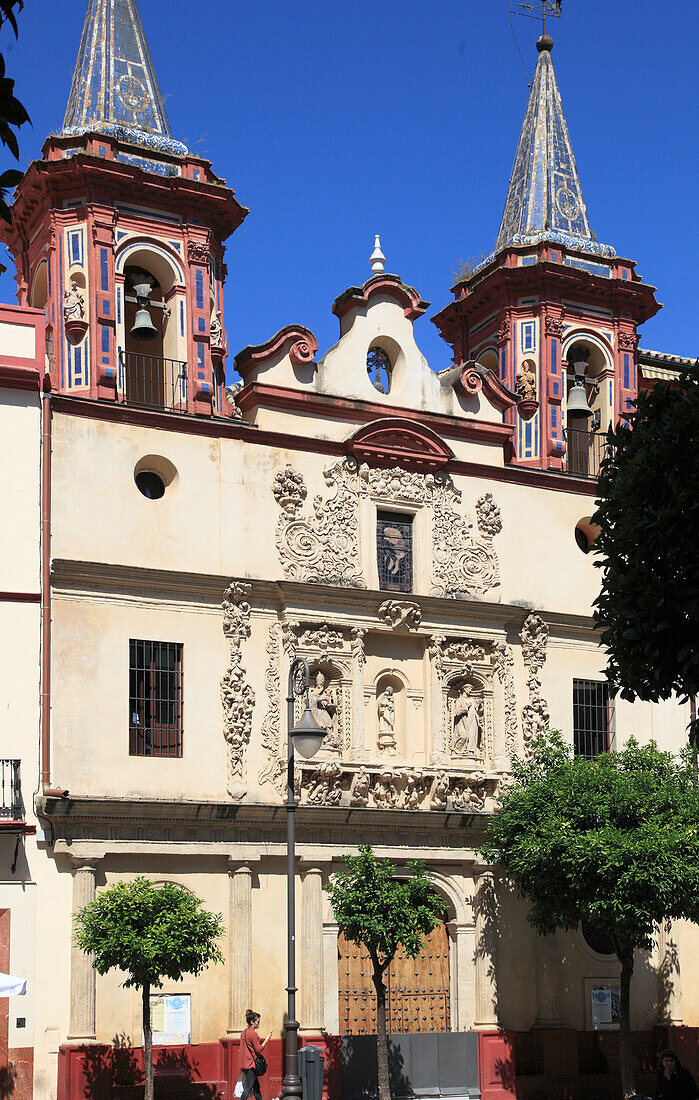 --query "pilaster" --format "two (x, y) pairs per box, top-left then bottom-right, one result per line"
(299, 867), (324, 1032)
(227, 862), (253, 1036)
(67, 857), (100, 1041)
(473, 869), (498, 1027)
(533, 932), (562, 1027)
